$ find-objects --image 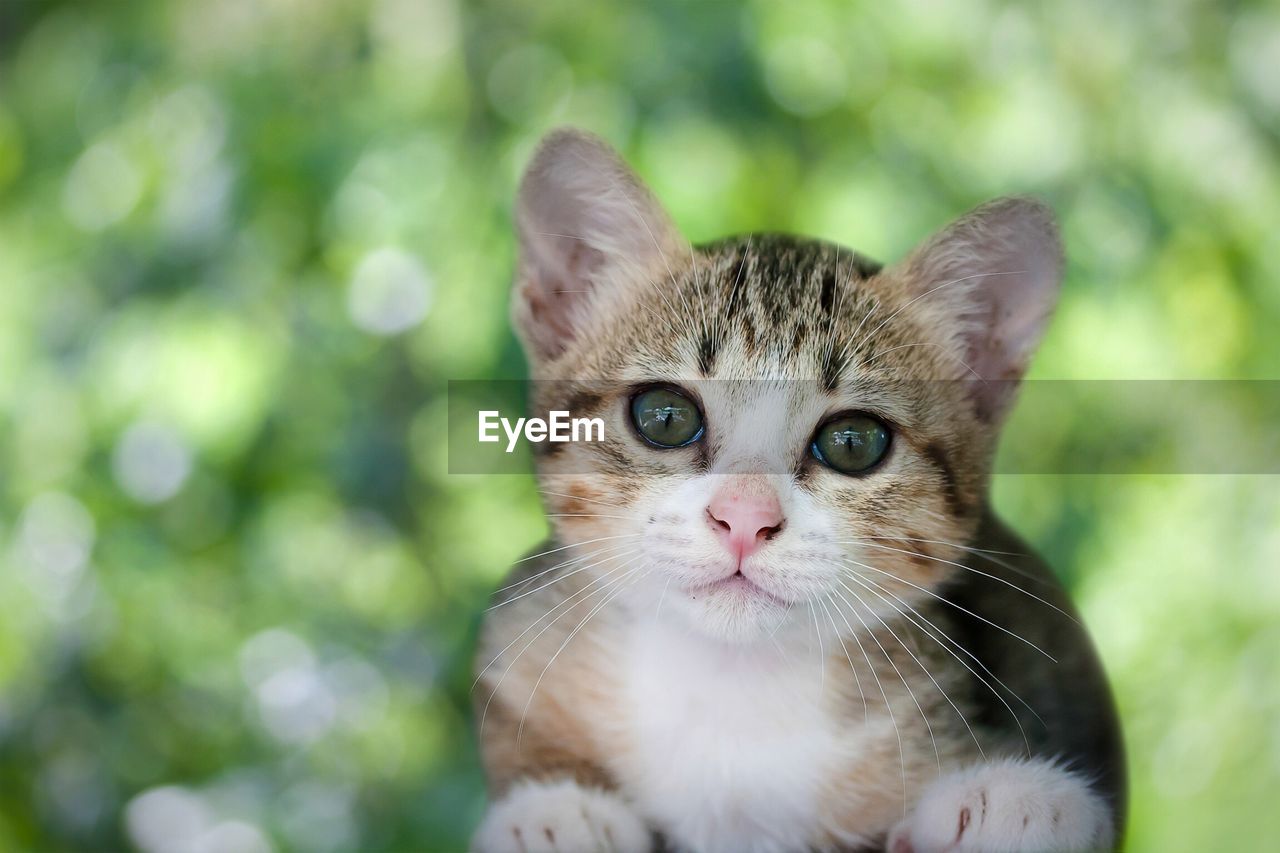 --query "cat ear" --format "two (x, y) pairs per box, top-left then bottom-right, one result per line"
(899, 197), (1063, 421)
(512, 128), (687, 362)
